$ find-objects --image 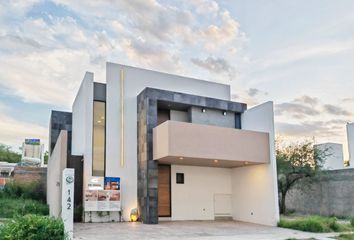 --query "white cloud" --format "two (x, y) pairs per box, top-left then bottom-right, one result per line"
(200, 10), (241, 50)
(258, 40), (354, 69)
(0, 111), (47, 150)
(190, 0), (219, 15)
